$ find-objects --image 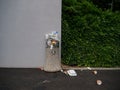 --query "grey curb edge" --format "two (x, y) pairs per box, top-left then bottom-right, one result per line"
(62, 67), (120, 70)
